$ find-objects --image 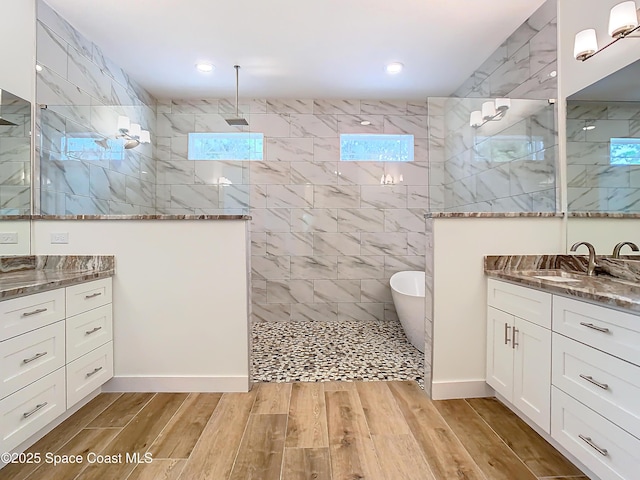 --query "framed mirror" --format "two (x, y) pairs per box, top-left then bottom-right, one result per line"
(0, 88), (31, 215)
